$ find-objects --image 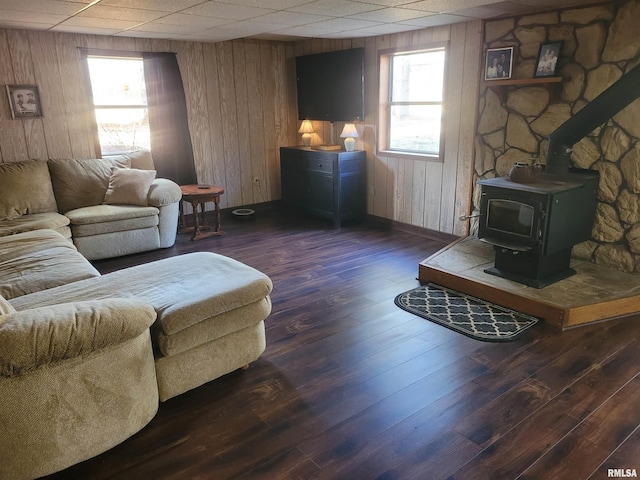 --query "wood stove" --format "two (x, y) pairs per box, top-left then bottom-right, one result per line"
(476, 63), (640, 288)
(478, 169), (598, 288)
